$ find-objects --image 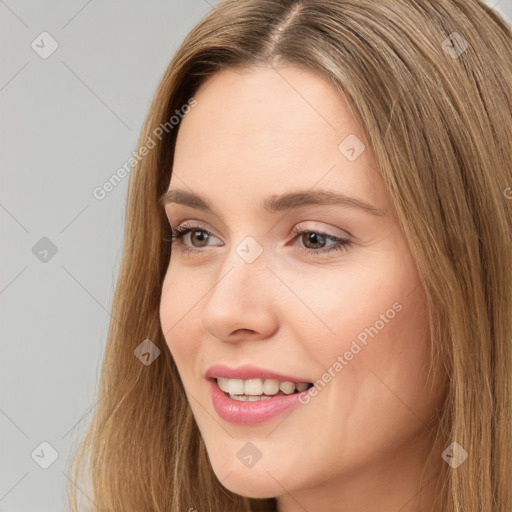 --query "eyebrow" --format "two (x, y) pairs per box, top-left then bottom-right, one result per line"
(159, 188), (384, 216)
